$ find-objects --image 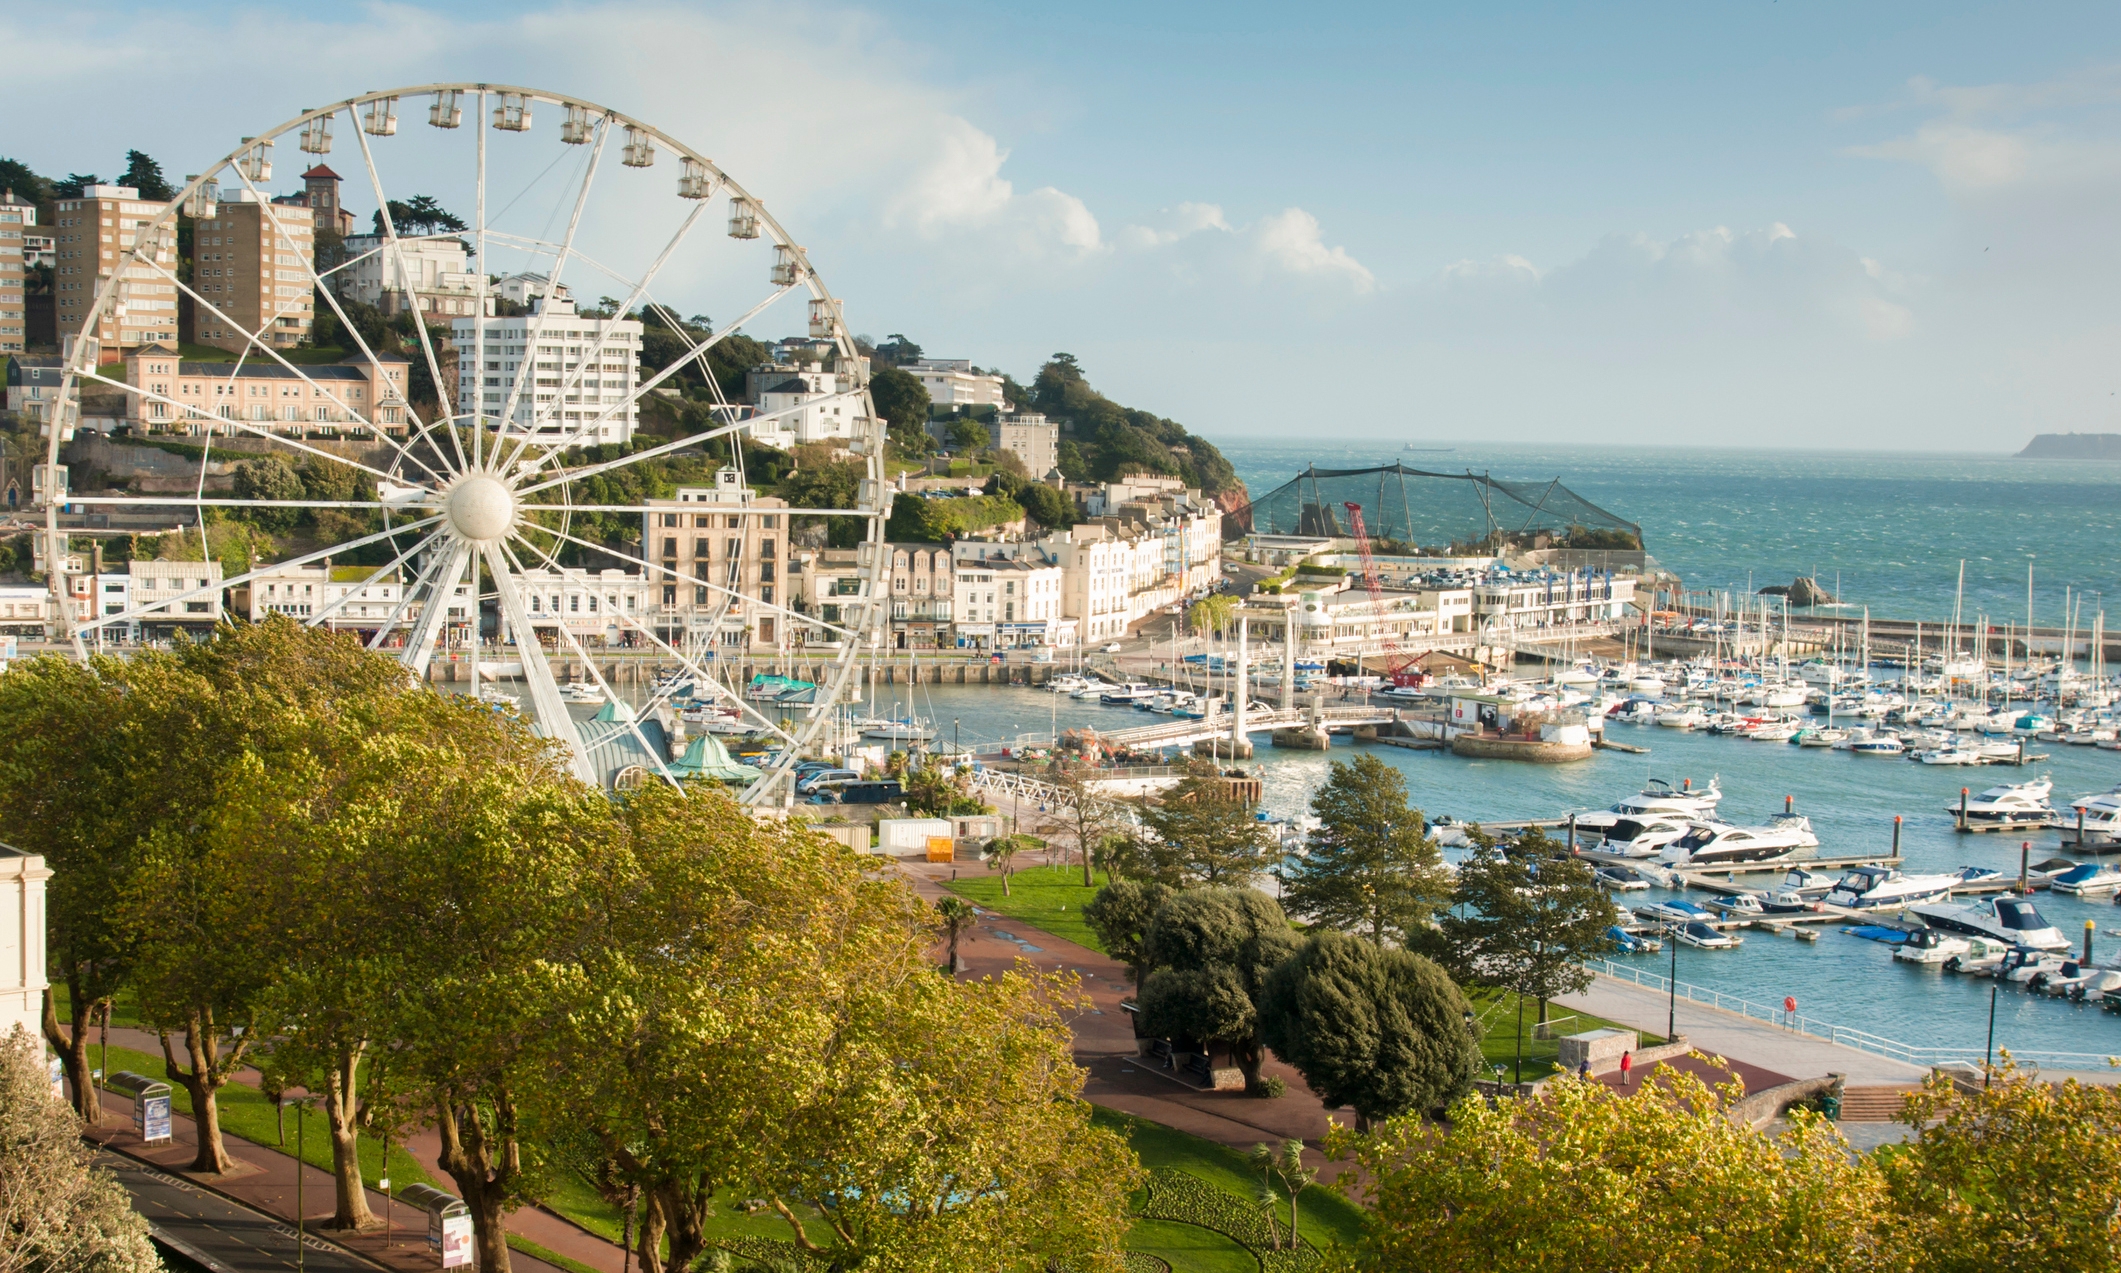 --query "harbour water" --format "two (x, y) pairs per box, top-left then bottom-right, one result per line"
(1220, 441), (2121, 629)
(901, 680), (2121, 1064)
